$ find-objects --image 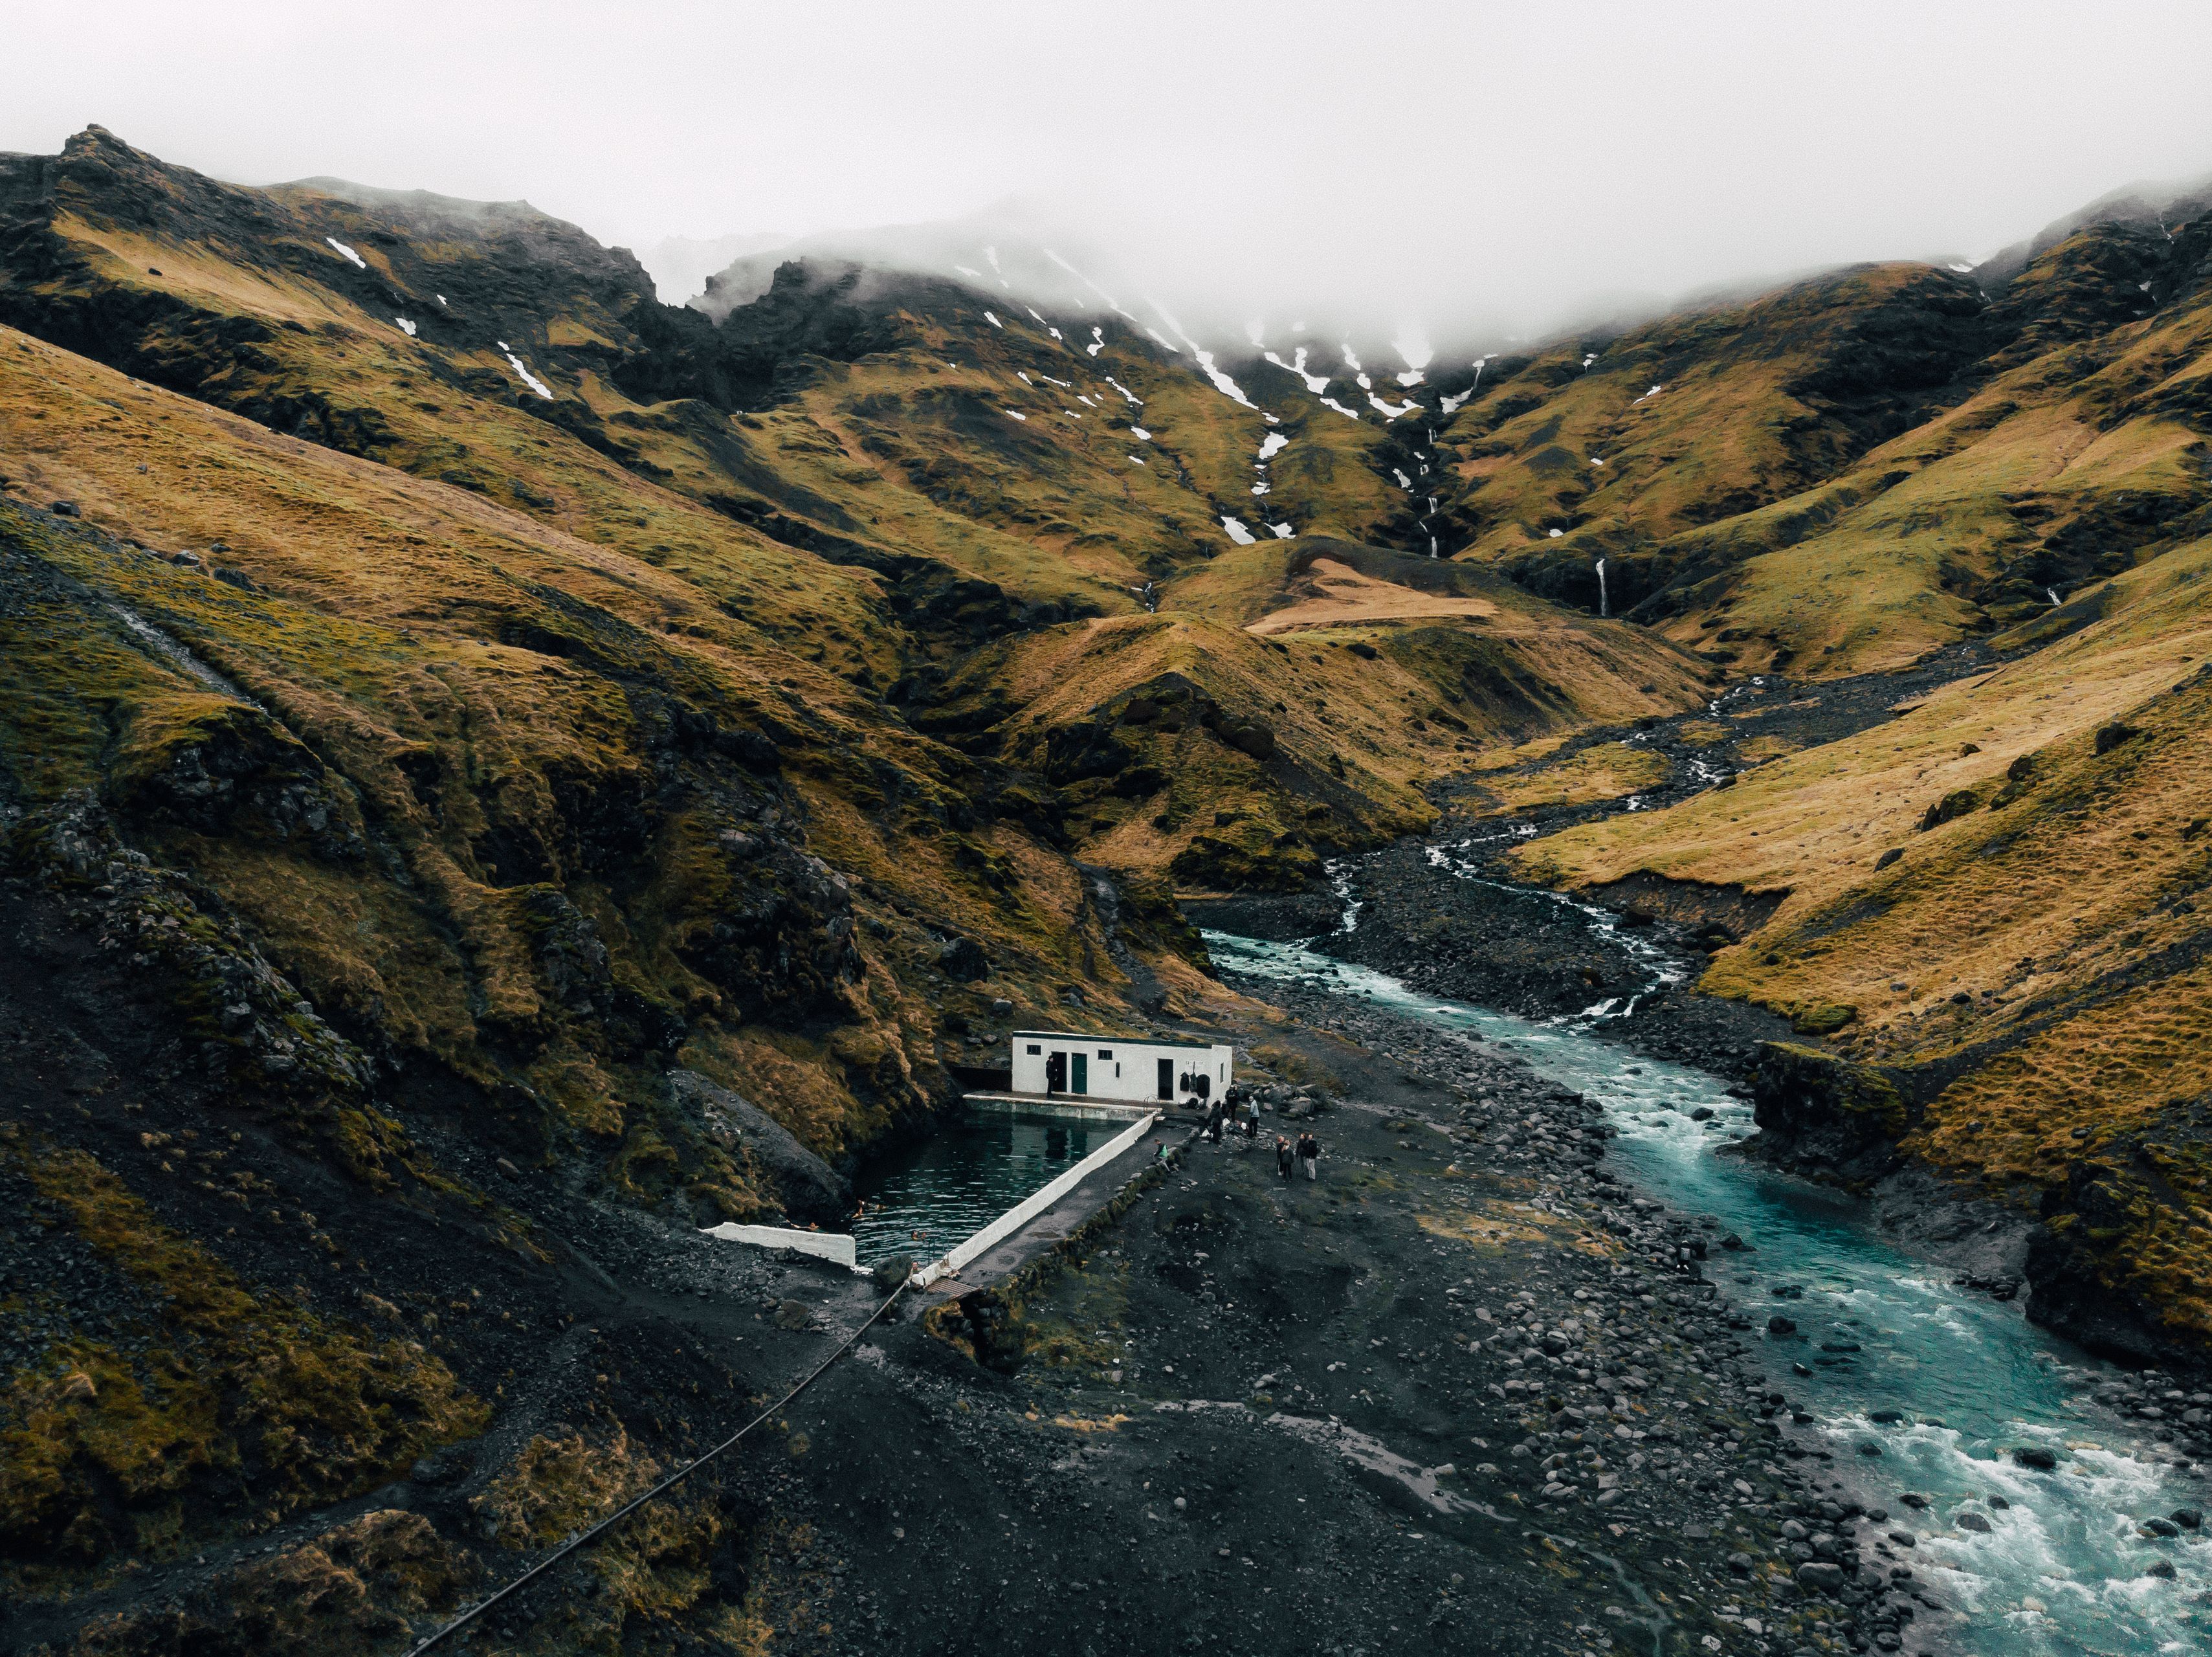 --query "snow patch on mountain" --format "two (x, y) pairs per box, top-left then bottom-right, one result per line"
(1264, 347), (1331, 395)
(496, 343), (553, 399)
